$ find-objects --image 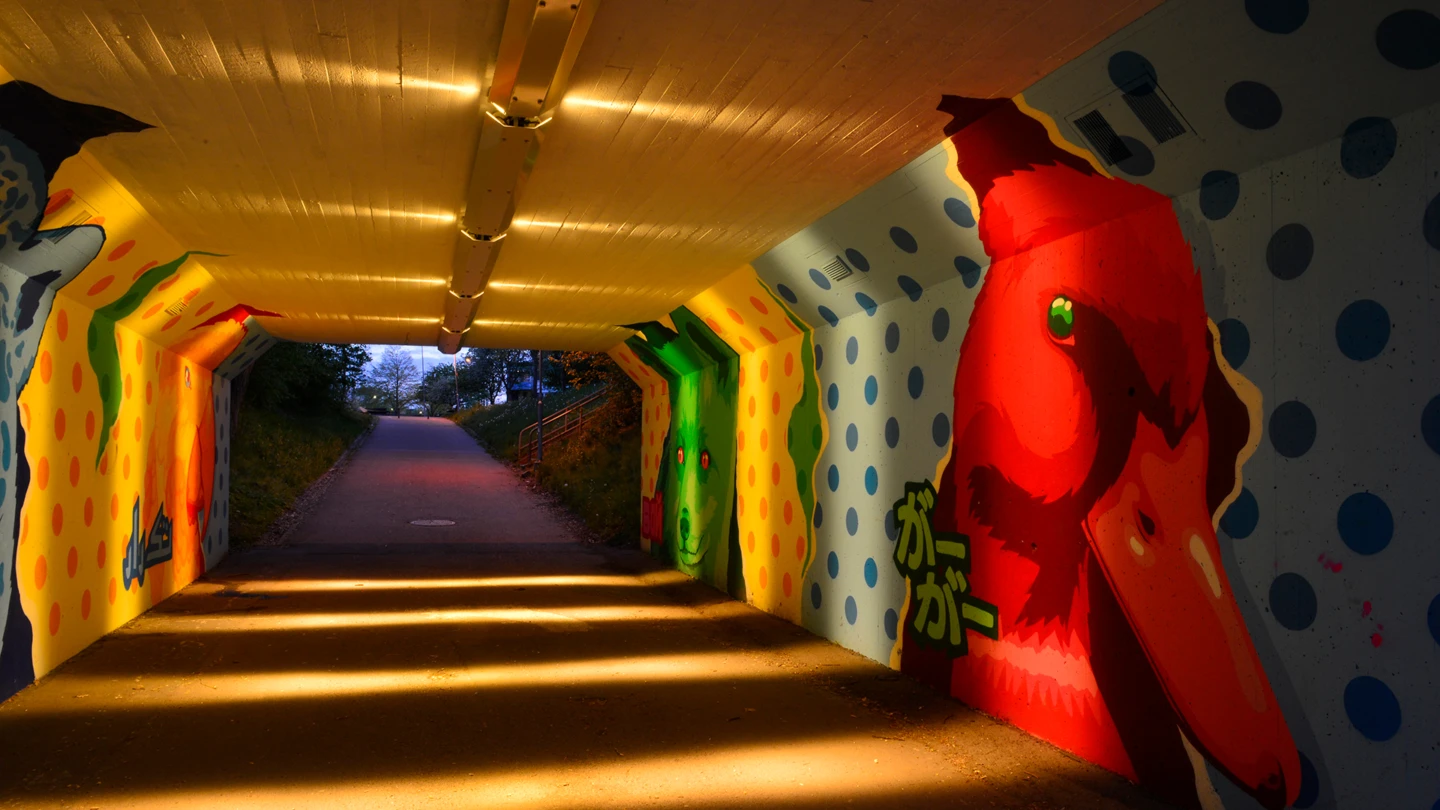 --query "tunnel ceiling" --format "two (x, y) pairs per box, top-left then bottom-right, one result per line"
(0, 0), (1159, 350)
